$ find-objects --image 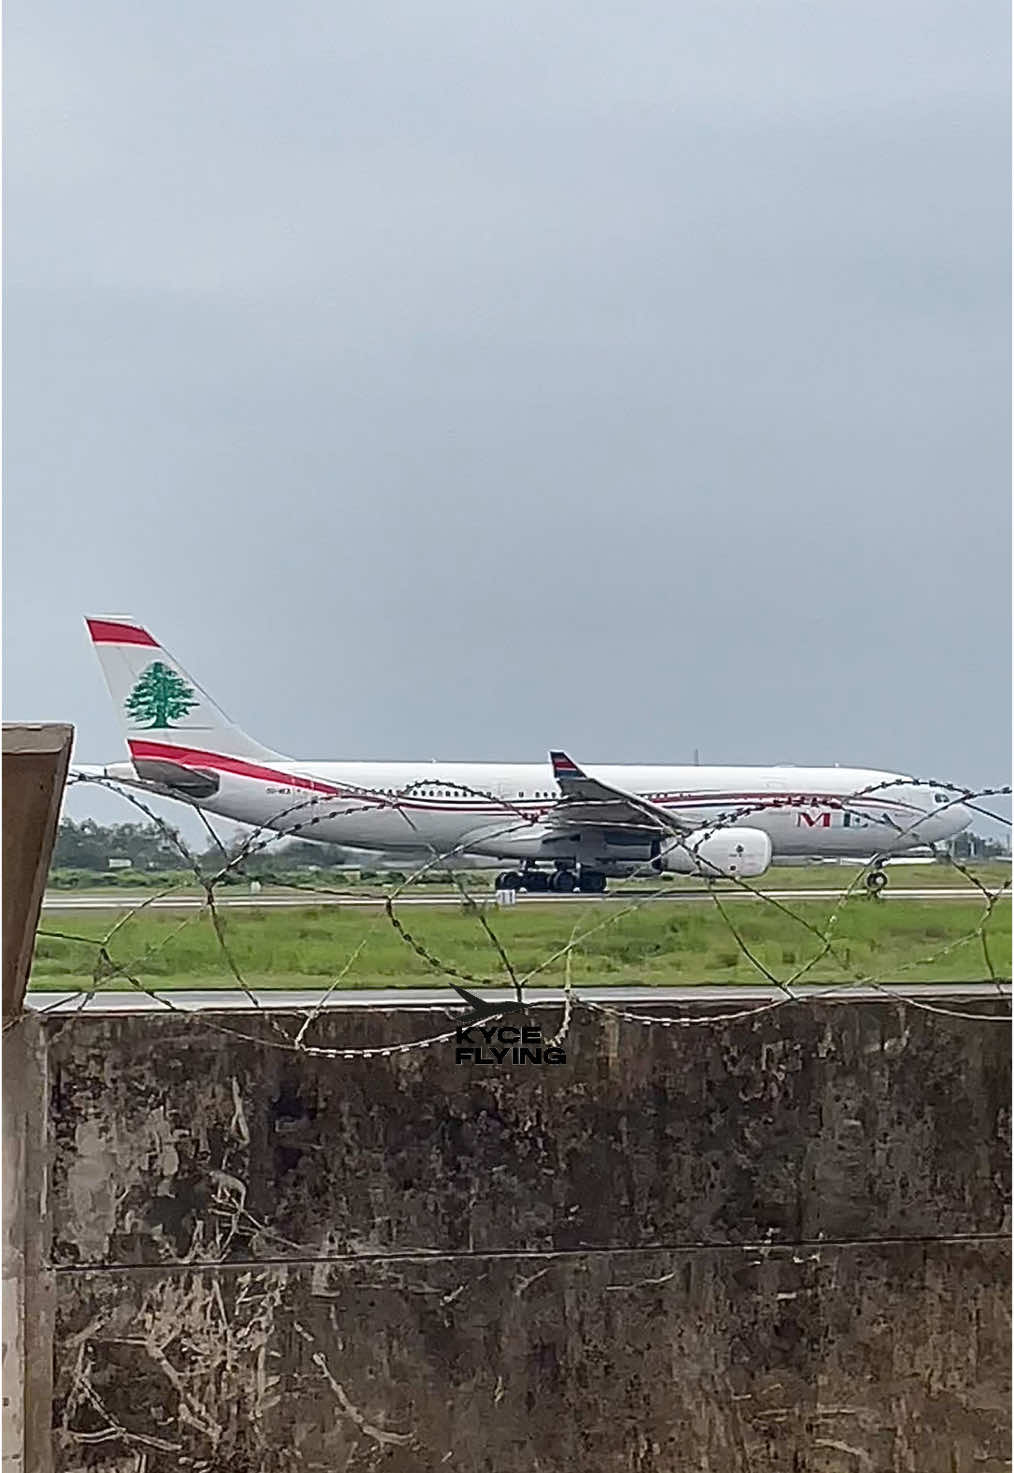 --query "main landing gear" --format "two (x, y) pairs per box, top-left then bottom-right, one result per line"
(494, 866), (607, 895)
